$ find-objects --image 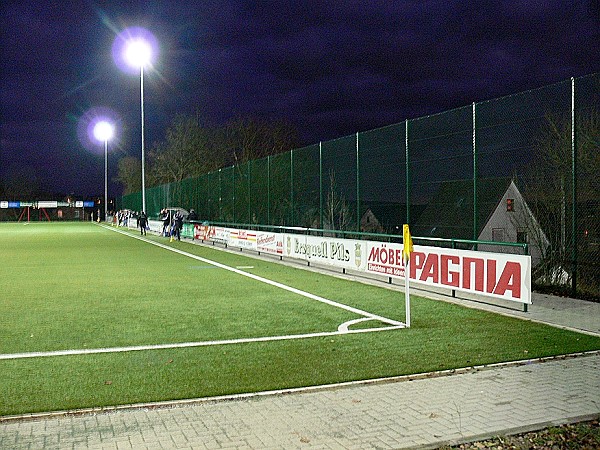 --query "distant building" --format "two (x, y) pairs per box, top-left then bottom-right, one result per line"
(360, 202), (426, 235)
(411, 177), (549, 266)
